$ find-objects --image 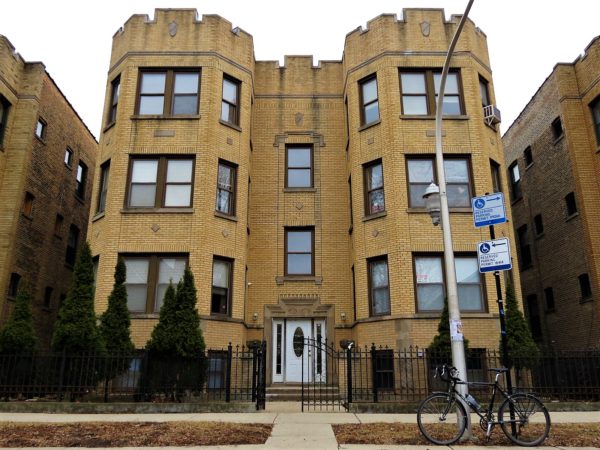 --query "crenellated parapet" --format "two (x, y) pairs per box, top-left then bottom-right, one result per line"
(110, 9), (255, 72)
(343, 9), (489, 72)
